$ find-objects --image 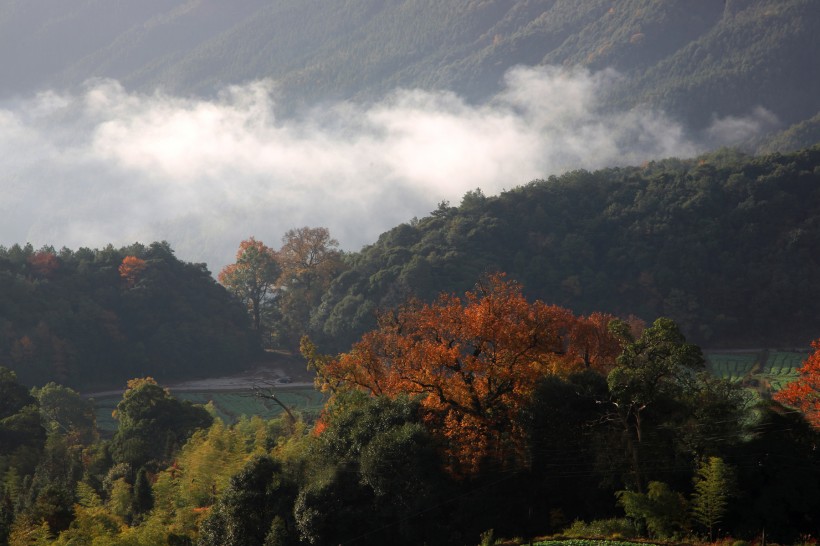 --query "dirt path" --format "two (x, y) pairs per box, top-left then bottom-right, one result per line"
(84, 357), (316, 398)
